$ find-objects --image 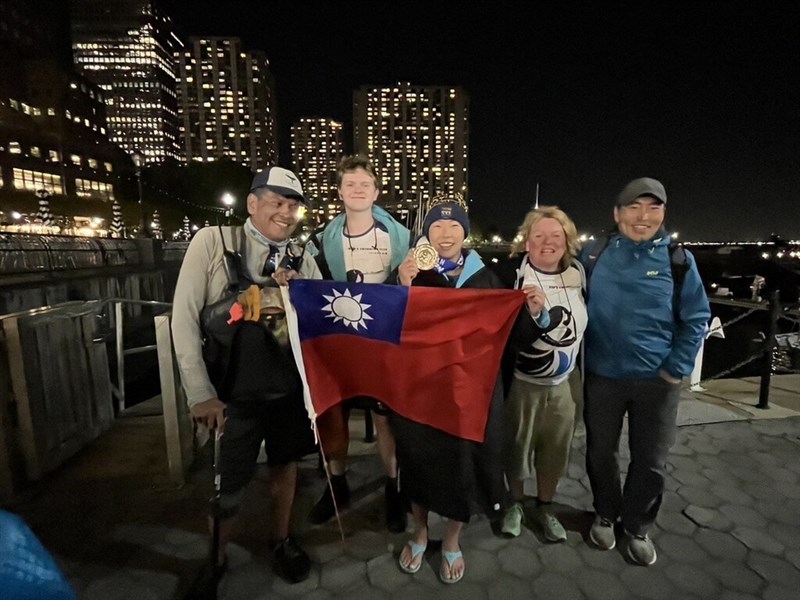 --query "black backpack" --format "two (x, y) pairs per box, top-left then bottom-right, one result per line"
(199, 226), (301, 404)
(584, 233), (689, 323)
